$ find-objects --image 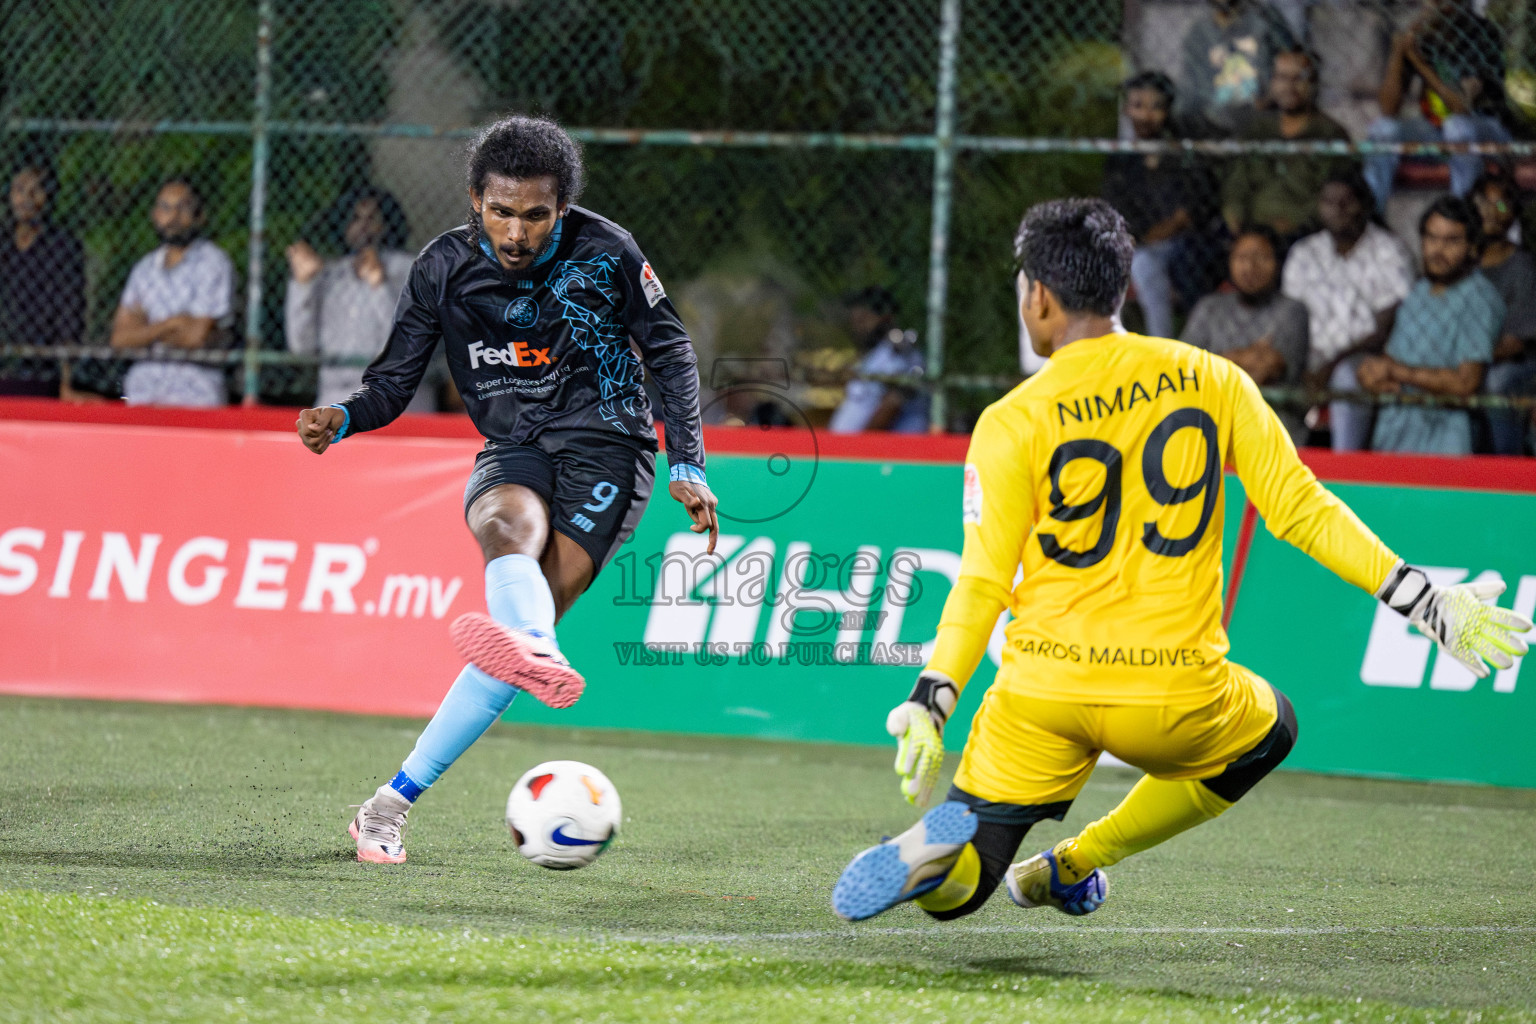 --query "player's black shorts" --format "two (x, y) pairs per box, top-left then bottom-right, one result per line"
(463, 430), (655, 573)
